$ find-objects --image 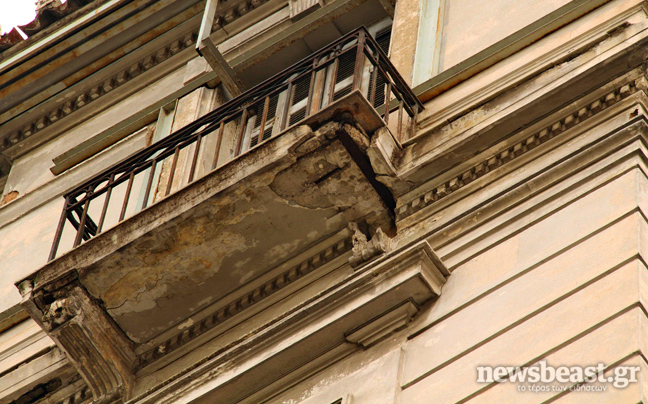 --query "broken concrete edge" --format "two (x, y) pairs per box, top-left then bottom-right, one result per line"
(367, 126), (413, 196)
(47, 285), (136, 401)
(16, 275), (137, 402)
(13, 124), (311, 294)
(125, 239), (447, 404)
